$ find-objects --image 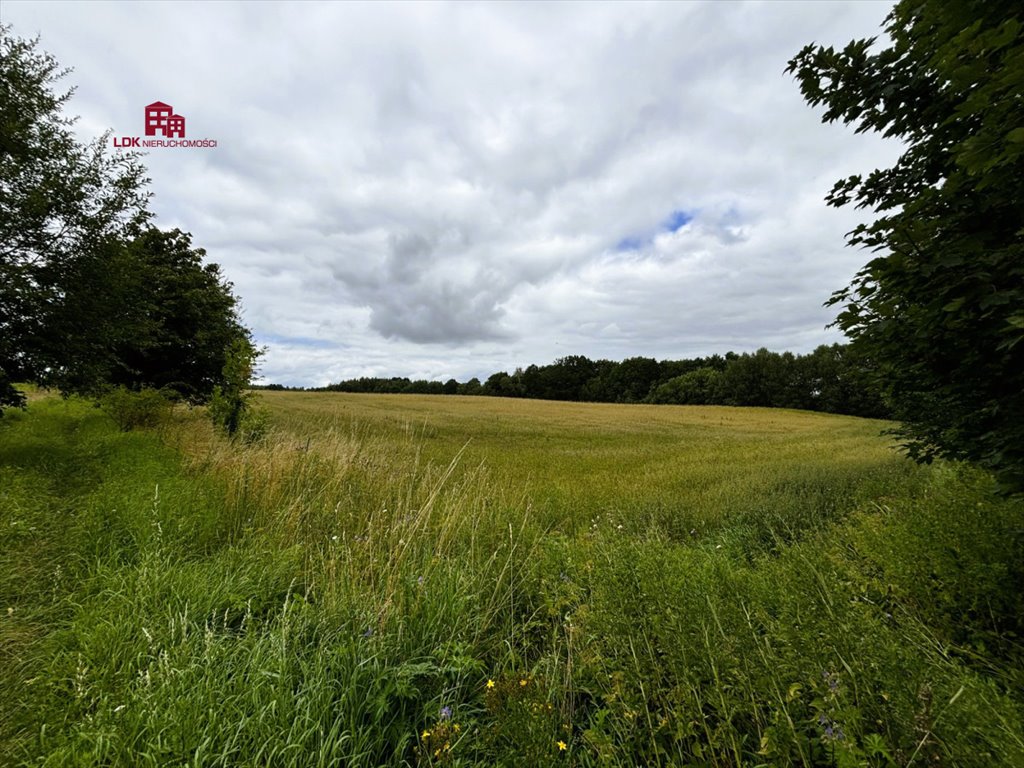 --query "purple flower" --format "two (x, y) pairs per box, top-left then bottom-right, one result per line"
(822, 670), (840, 692)
(440, 706), (452, 720)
